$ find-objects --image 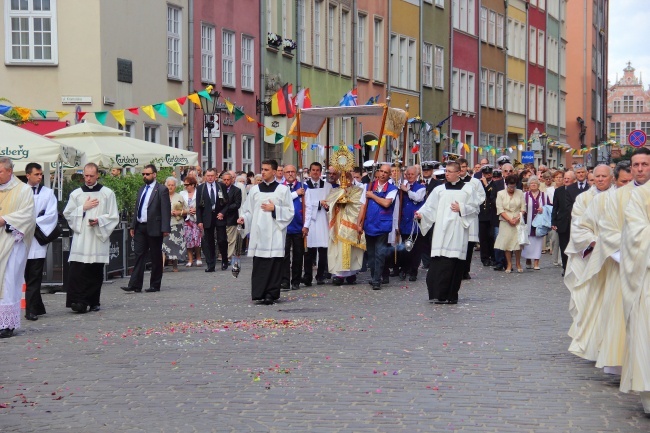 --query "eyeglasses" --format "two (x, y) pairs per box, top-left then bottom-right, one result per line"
(502, 169), (514, 172)
(507, 183), (517, 187)
(446, 170), (459, 174)
(183, 183), (191, 186)
(142, 172), (153, 176)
